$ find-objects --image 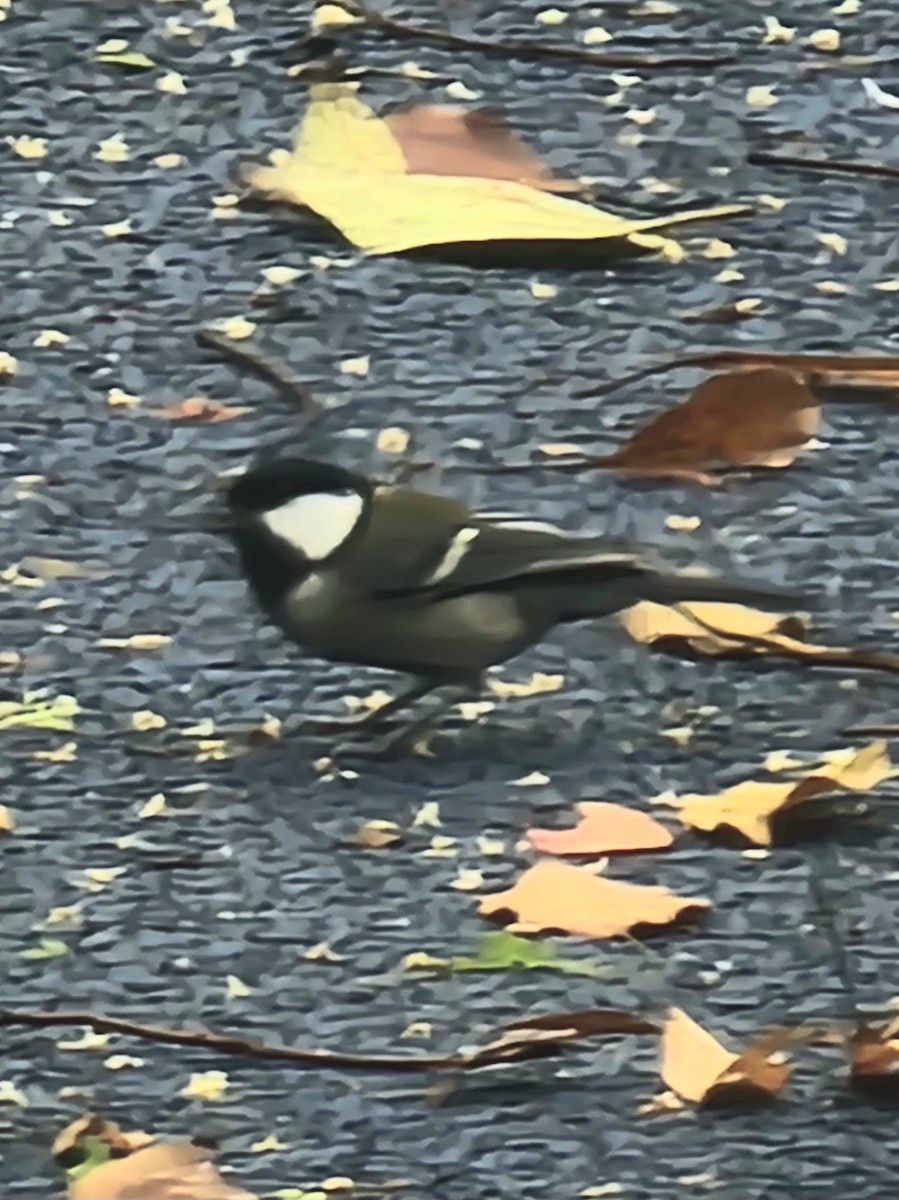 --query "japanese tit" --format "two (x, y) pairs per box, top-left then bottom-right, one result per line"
(218, 458), (804, 752)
